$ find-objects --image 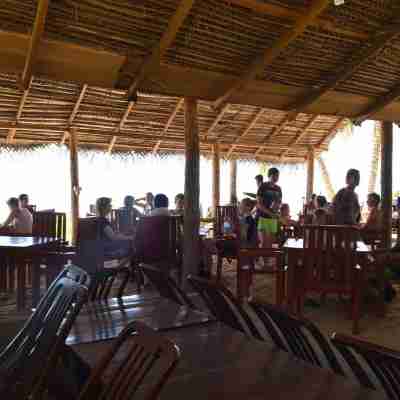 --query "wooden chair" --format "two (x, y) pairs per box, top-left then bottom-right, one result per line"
(187, 275), (262, 339)
(134, 216), (181, 284)
(0, 265), (89, 399)
(249, 301), (344, 375)
(331, 333), (400, 399)
(141, 264), (195, 308)
(33, 211), (67, 243)
(78, 321), (180, 400)
(75, 218), (131, 301)
(215, 205), (238, 237)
